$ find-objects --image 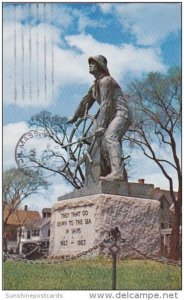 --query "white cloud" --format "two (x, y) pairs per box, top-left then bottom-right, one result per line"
(4, 3), (171, 109)
(3, 122), (29, 170)
(3, 21), (62, 107)
(3, 21), (91, 108)
(98, 4), (113, 14)
(3, 122), (55, 170)
(66, 34), (166, 84)
(73, 8), (106, 33)
(3, 3), (171, 109)
(25, 177), (73, 212)
(3, 27), (166, 107)
(101, 3), (181, 46)
(3, 4), (75, 31)
(3, 3), (78, 108)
